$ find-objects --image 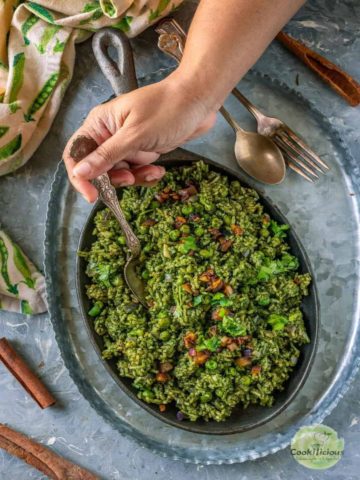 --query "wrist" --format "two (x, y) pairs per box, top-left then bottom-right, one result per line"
(166, 65), (223, 115)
